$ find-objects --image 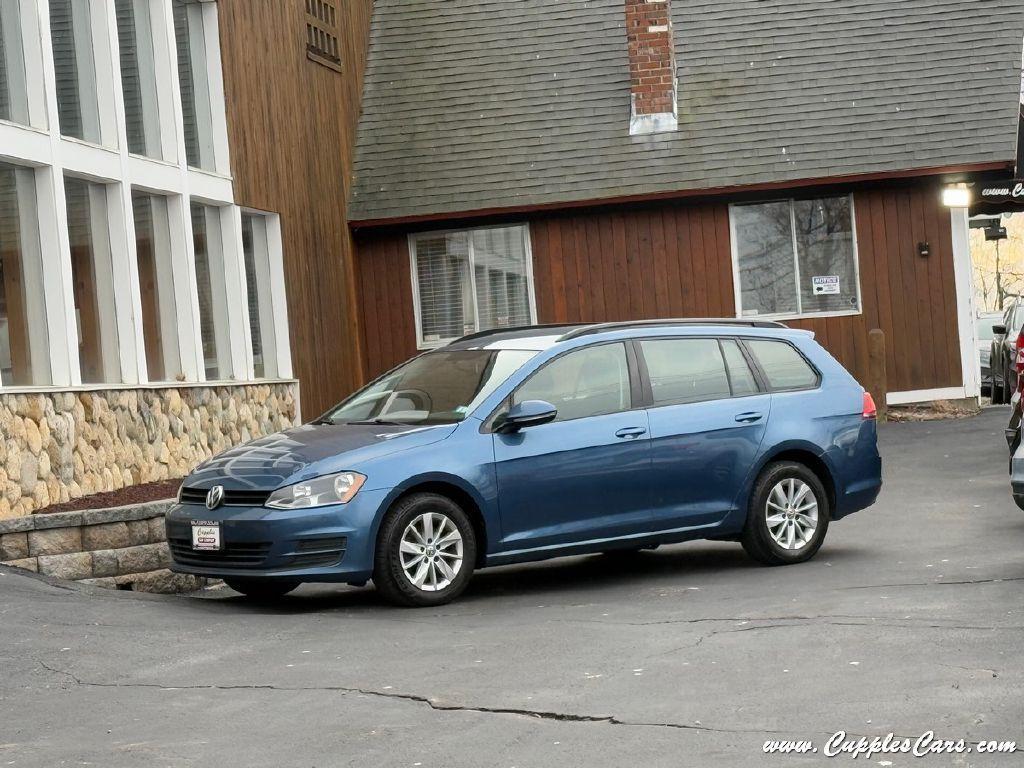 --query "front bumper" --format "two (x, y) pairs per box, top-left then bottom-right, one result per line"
(164, 487), (391, 582)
